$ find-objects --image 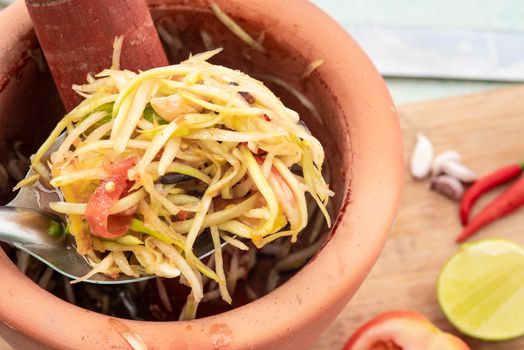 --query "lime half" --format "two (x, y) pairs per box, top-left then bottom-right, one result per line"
(438, 239), (524, 341)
